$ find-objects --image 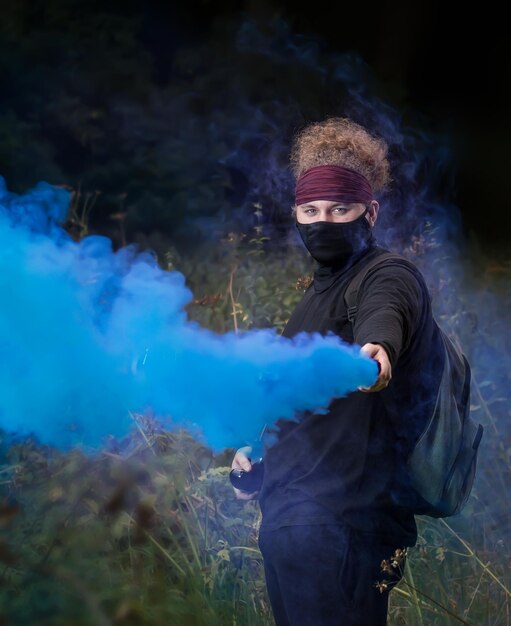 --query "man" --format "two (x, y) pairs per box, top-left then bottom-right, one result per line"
(232, 117), (444, 625)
